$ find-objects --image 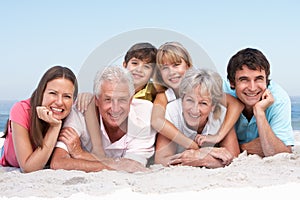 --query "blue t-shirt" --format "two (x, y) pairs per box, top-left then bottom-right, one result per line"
(223, 80), (294, 146)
